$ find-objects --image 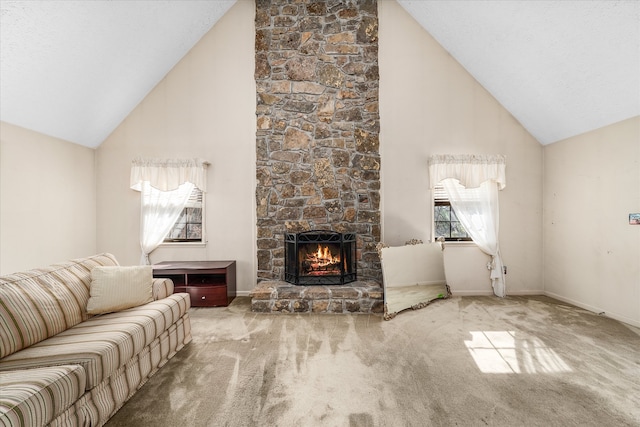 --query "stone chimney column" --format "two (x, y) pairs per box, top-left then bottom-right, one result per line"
(255, 0), (381, 283)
